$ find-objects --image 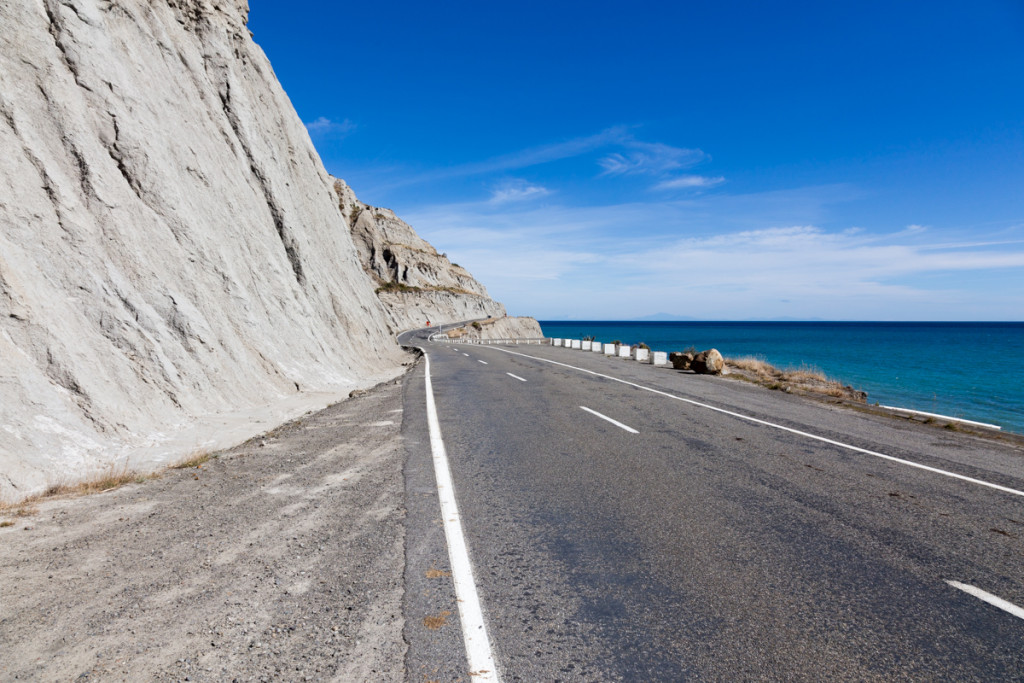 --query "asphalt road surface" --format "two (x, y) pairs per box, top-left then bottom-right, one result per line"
(399, 327), (1024, 681)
